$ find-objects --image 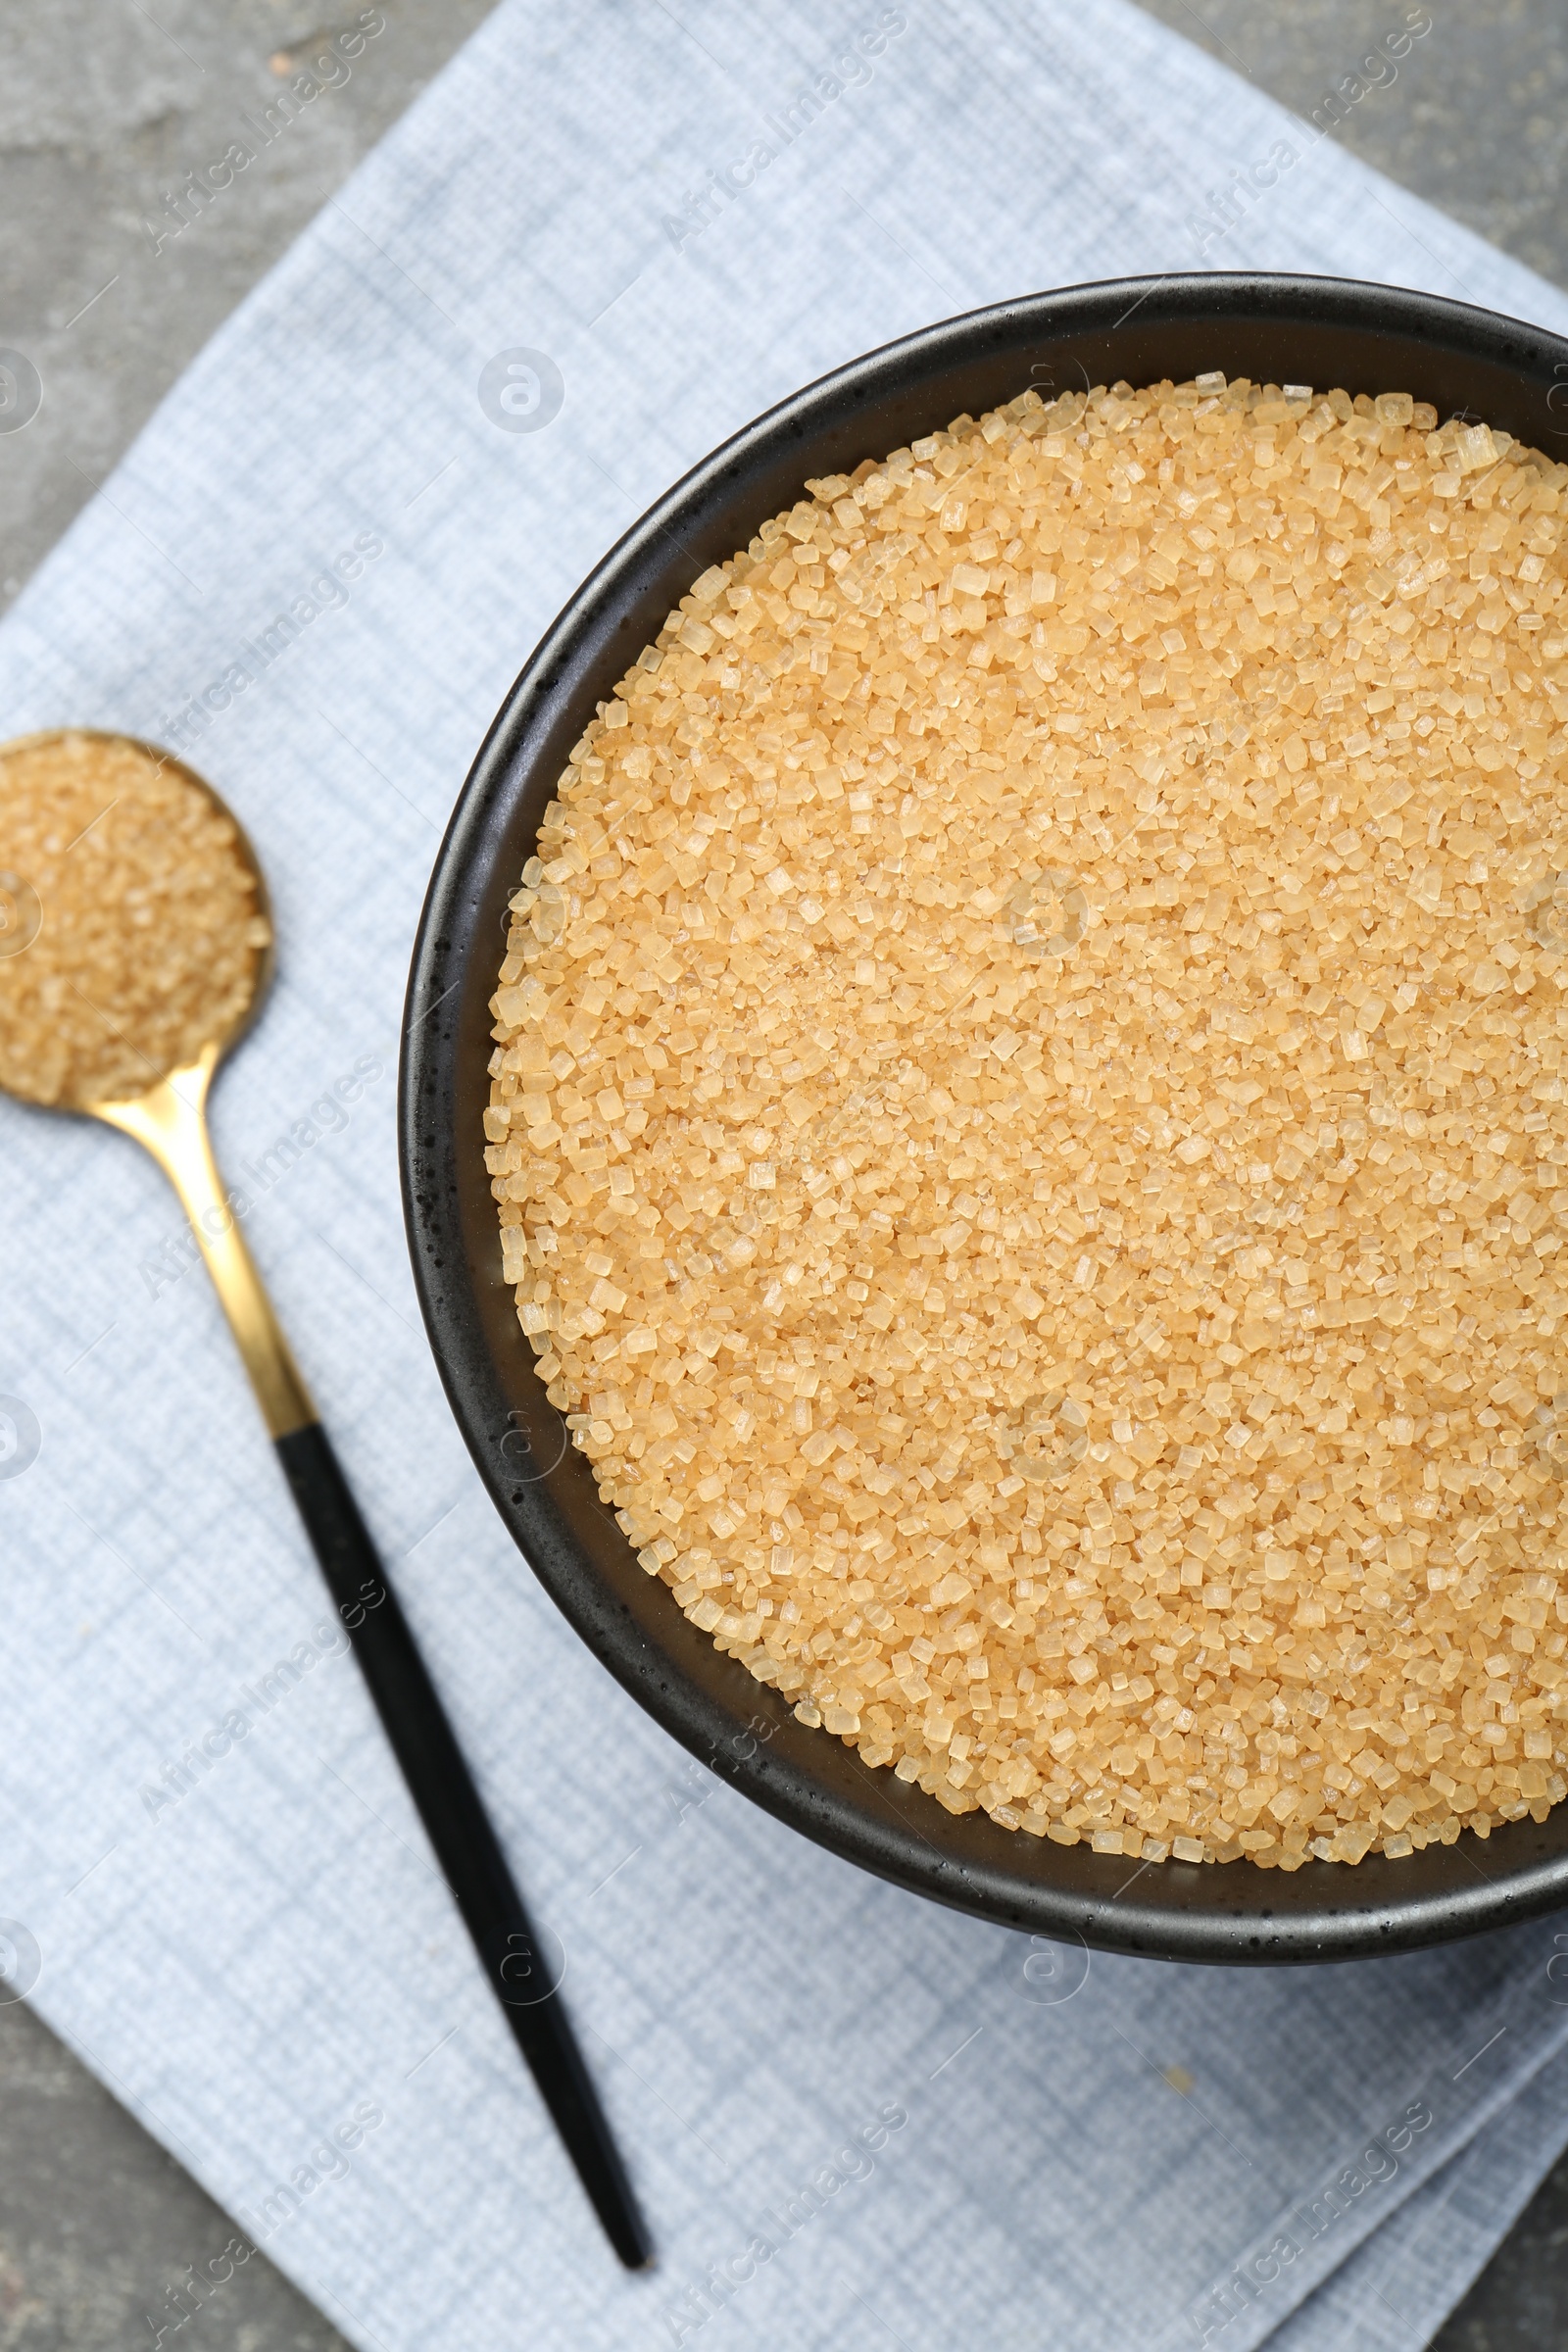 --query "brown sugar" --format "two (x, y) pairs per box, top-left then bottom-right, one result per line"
(0, 731), (268, 1109)
(486, 372), (1568, 1870)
